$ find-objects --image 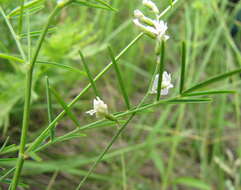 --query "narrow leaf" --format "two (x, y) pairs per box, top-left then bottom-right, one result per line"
(18, 0), (25, 34)
(45, 76), (55, 141)
(166, 98), (212, 104)
(50, 87), (81, 128)
(108, 46), (130, 109)
(0, 53), (24, 63)
(0, 136), (10, 153)
(8, 0), (44, 17)
(79, 50), (100, 97)
(74, 0), (116, 11)
(157, 41), (165, 101)
(183, 90), (235, 97)
(94, 0), (117, 12)
(174, 177), (211, 190)
(0, 167), (15, 182)
(183, 68), (241, 94)
(38, 61), (85, 75)
(20, 27), (56, 39)
(180, 41), (186, 94)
